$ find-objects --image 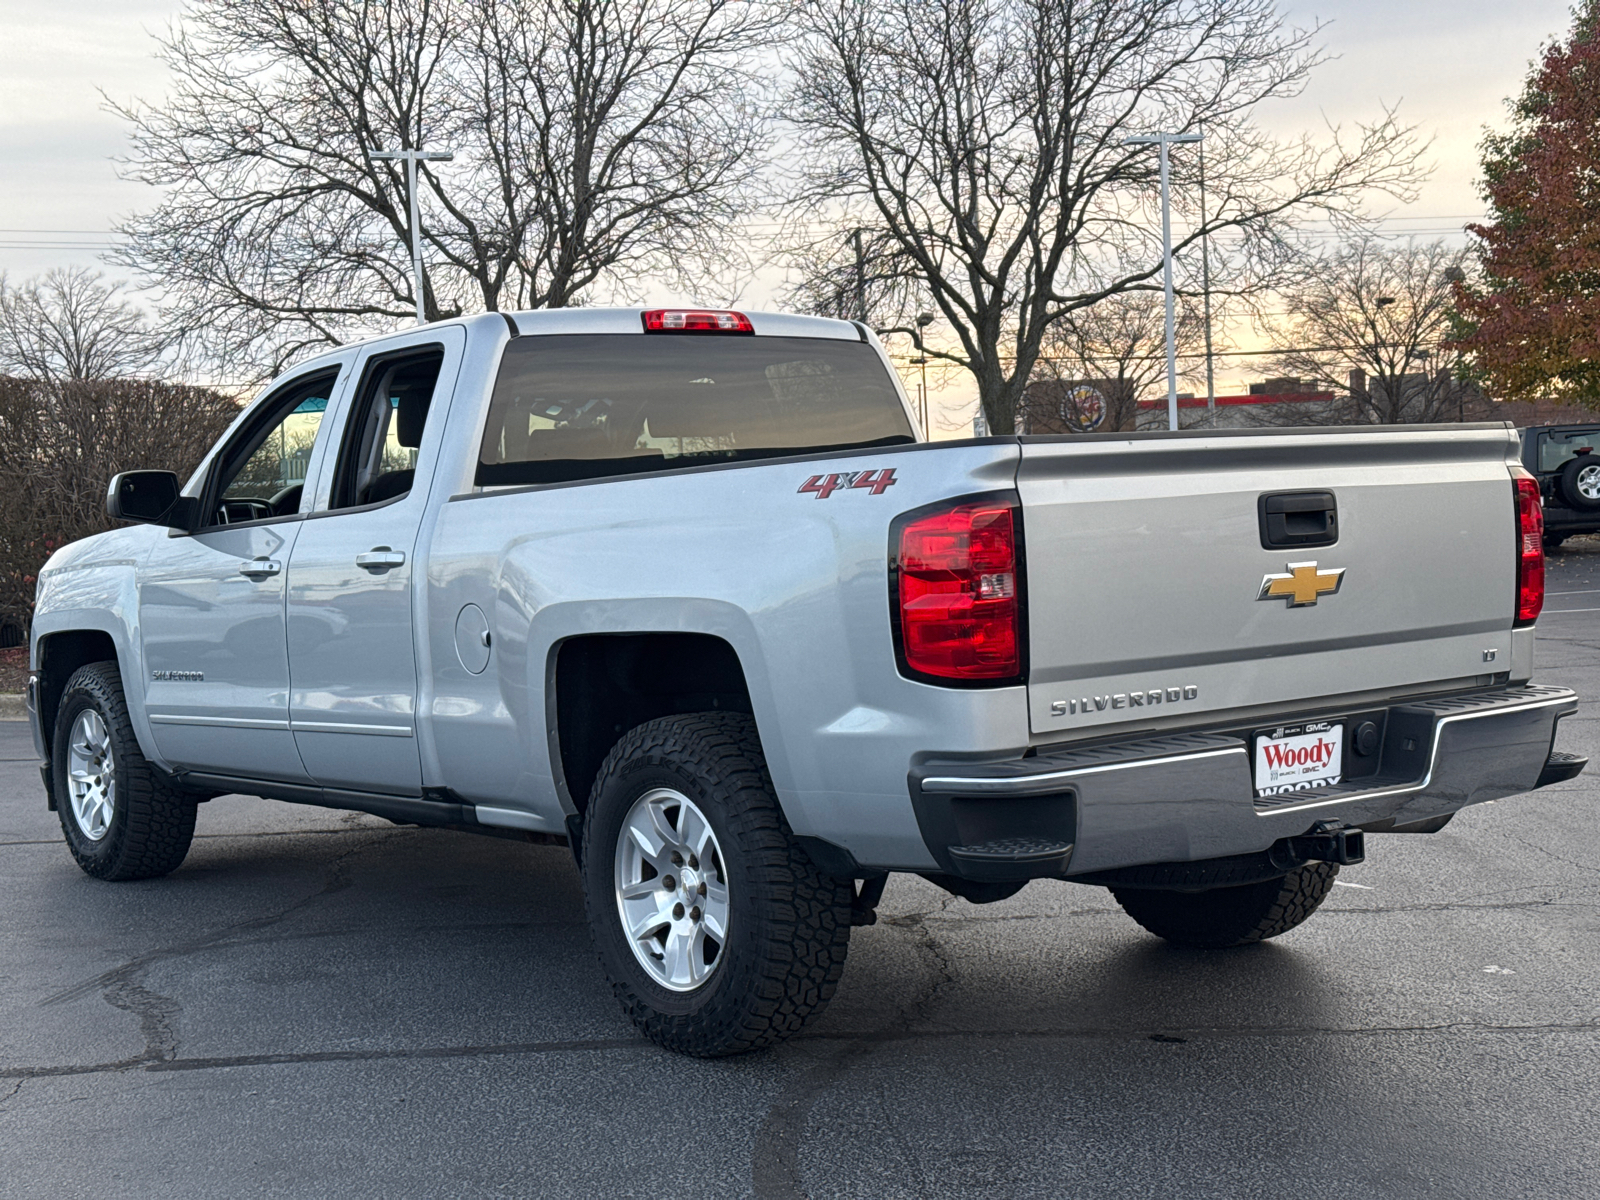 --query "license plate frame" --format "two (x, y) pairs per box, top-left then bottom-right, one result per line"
(1253, 720), (1344, 798)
